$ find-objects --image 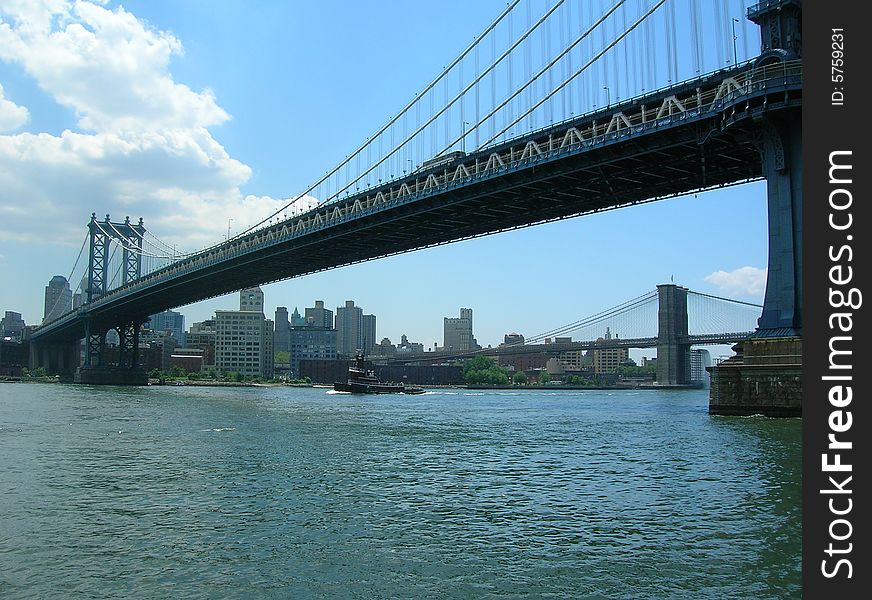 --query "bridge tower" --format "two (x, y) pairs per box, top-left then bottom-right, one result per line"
(708, 1), (803, 416)
(75, 214), (148, 385)
(655, 284), (690, 386)
(748, 0), (803, 336)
